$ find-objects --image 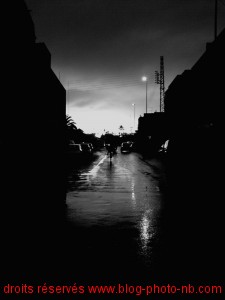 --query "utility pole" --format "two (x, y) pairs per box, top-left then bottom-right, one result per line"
(141, 76), (148, 114)
(214, 0), (218, 40)
(155, 56), (165, 112)
(132, 103), (135, 131)
(67, 82), (70, 115)
(145, 80), (148, 113)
